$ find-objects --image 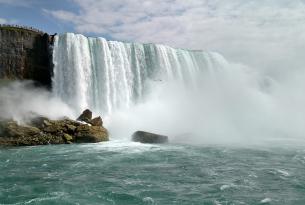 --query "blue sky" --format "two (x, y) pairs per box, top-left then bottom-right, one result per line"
(1, 0), (305, 74)
(0, 0), (78, 35)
